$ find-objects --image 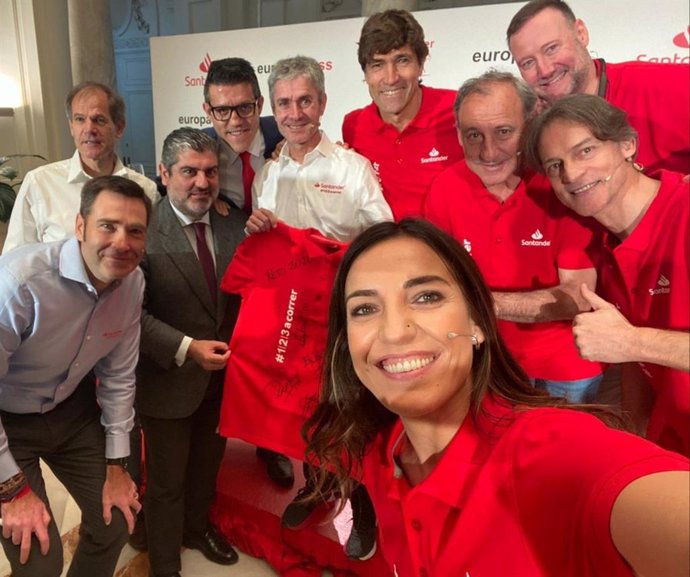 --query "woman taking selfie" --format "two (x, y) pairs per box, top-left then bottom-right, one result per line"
(304, 219), (689, 577)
